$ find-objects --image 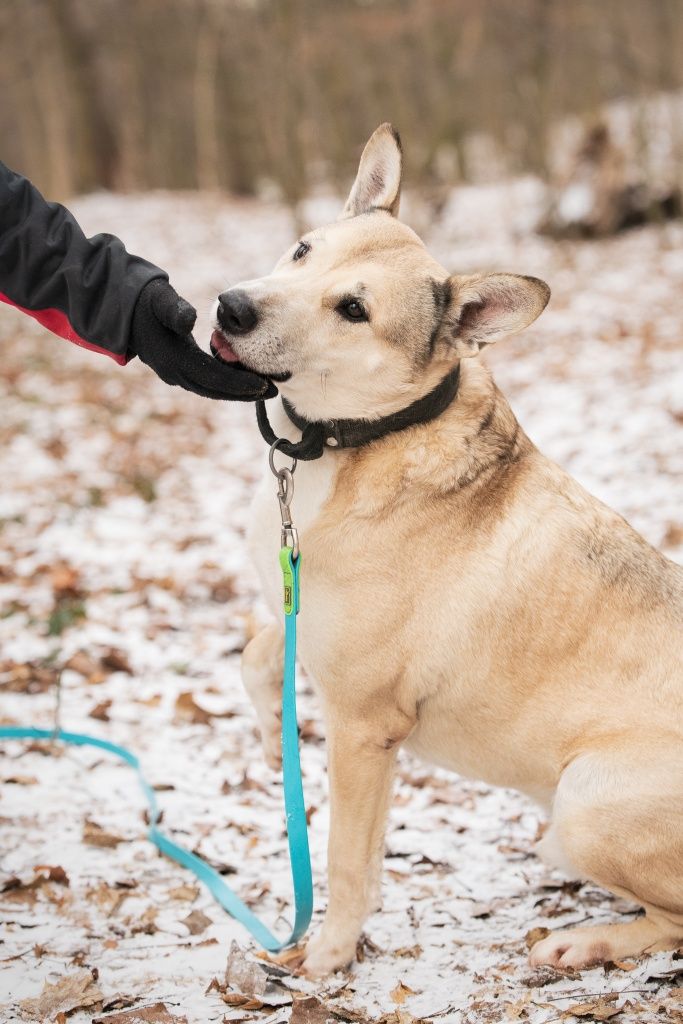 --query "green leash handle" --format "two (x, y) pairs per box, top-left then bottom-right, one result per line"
(0, 548), (312, 952)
